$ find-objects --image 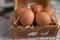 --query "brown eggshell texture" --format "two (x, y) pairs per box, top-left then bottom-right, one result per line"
(20, 9), (34, 26)
(36, 12), (51, 26)
(14, 7), (26, 18)
(31, 3), (43, 14)
(43, 7), (54, 18)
